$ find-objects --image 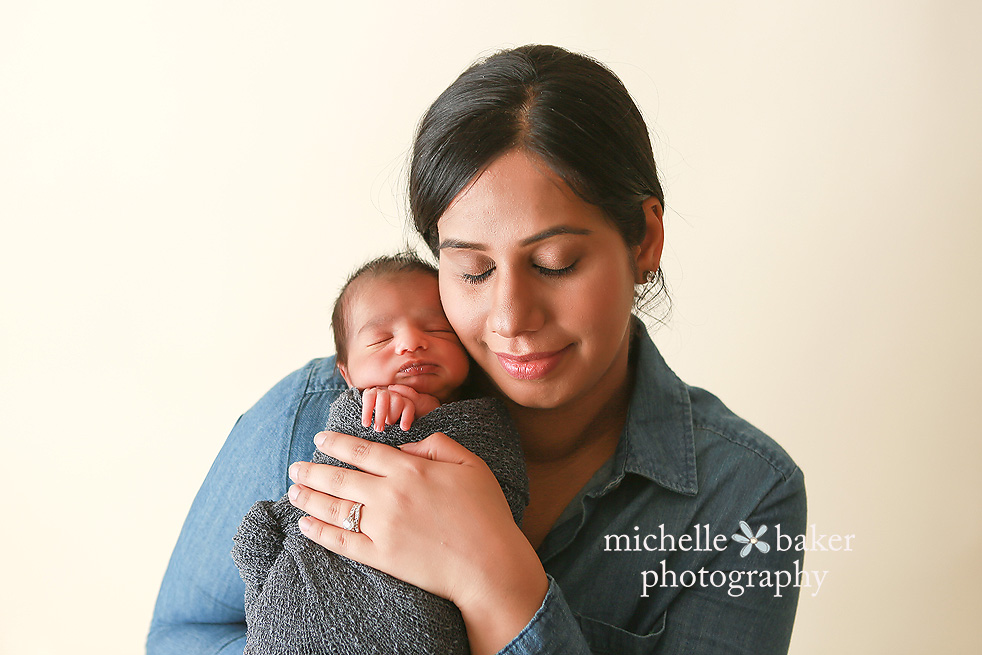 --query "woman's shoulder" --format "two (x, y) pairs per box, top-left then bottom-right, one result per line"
(686, 385), (800, 483)
(251, 355), (347, 408)
(281, 355), (347, 394)
(630, 325), (802, 497)
(231, 356), (348, 458)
